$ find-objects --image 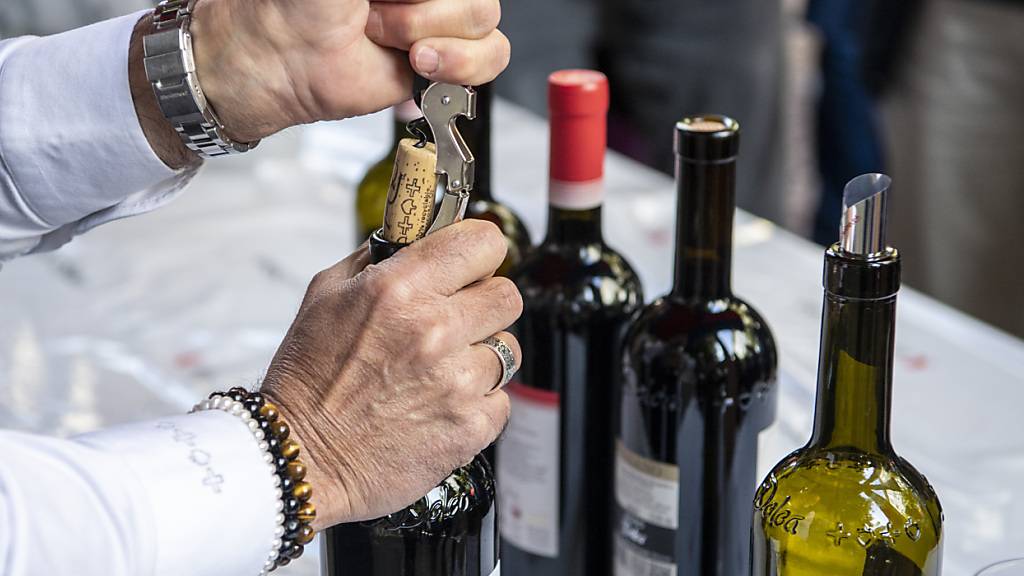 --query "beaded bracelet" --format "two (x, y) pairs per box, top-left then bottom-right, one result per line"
(192, 387), (316, 575)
